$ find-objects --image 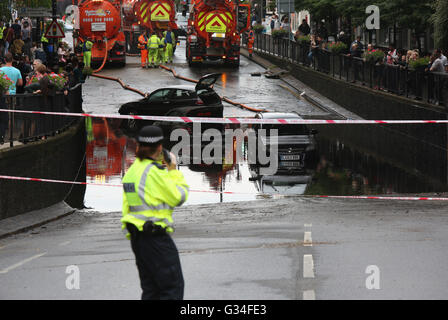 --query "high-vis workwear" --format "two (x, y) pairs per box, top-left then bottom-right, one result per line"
(0, 26), (5, 40)
(147, 35), (161, 67)
(163, 31), (176, 63)
(82, 40), (93, 68)
(138, 34), (148, 67)
(158, 36), (166, 65)
(121, 158), (189, 239)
